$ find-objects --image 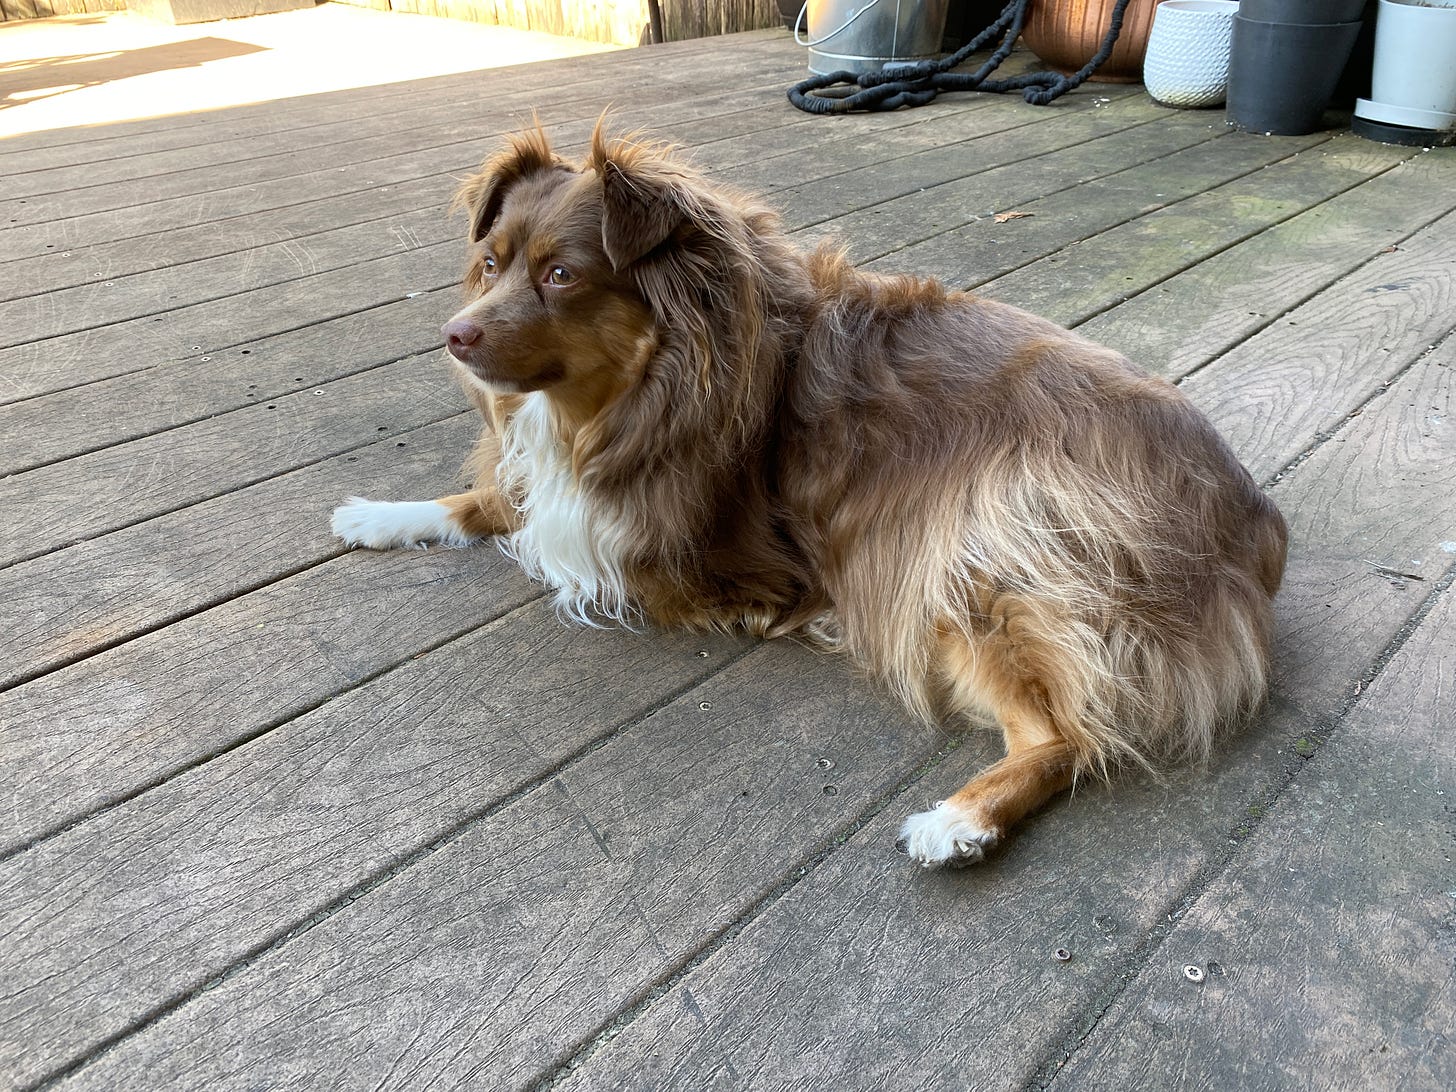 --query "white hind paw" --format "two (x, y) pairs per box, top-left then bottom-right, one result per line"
(896, 801), (999, 869)
(330, 497), (475, 550)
